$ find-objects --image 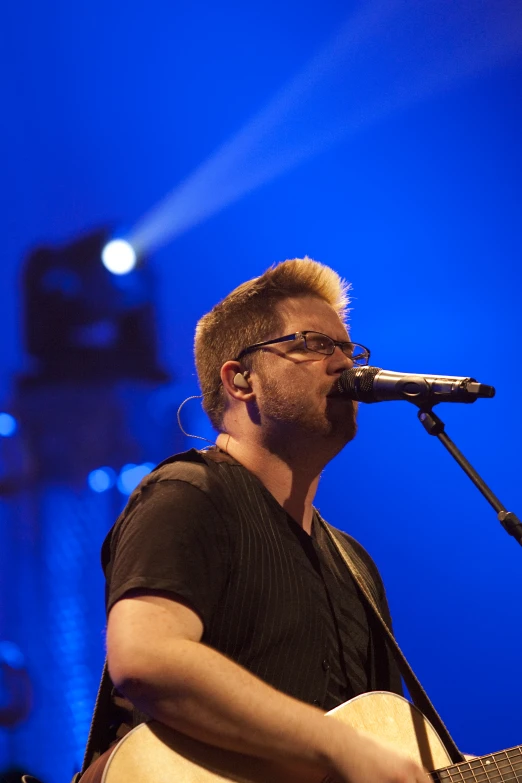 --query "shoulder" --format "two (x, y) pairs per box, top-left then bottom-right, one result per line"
(102, 449), (233, 566)
(147, 448), (226, 496)
(118, 446), (242, 511)
(147, 445), (242, 487)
